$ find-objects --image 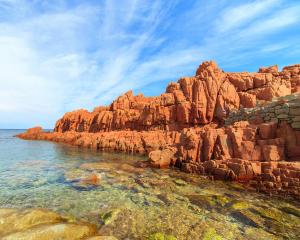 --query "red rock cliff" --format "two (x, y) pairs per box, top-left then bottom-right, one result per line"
(54, 61), (300, 133)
